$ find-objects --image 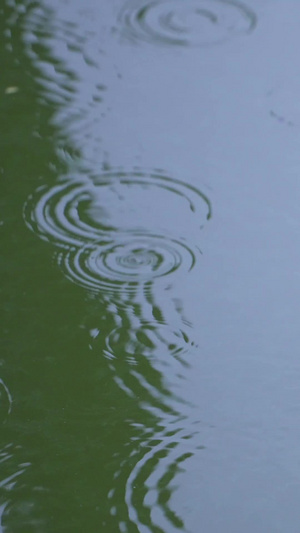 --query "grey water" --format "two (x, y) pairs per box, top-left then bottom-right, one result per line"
(2, 0), (300, 531)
